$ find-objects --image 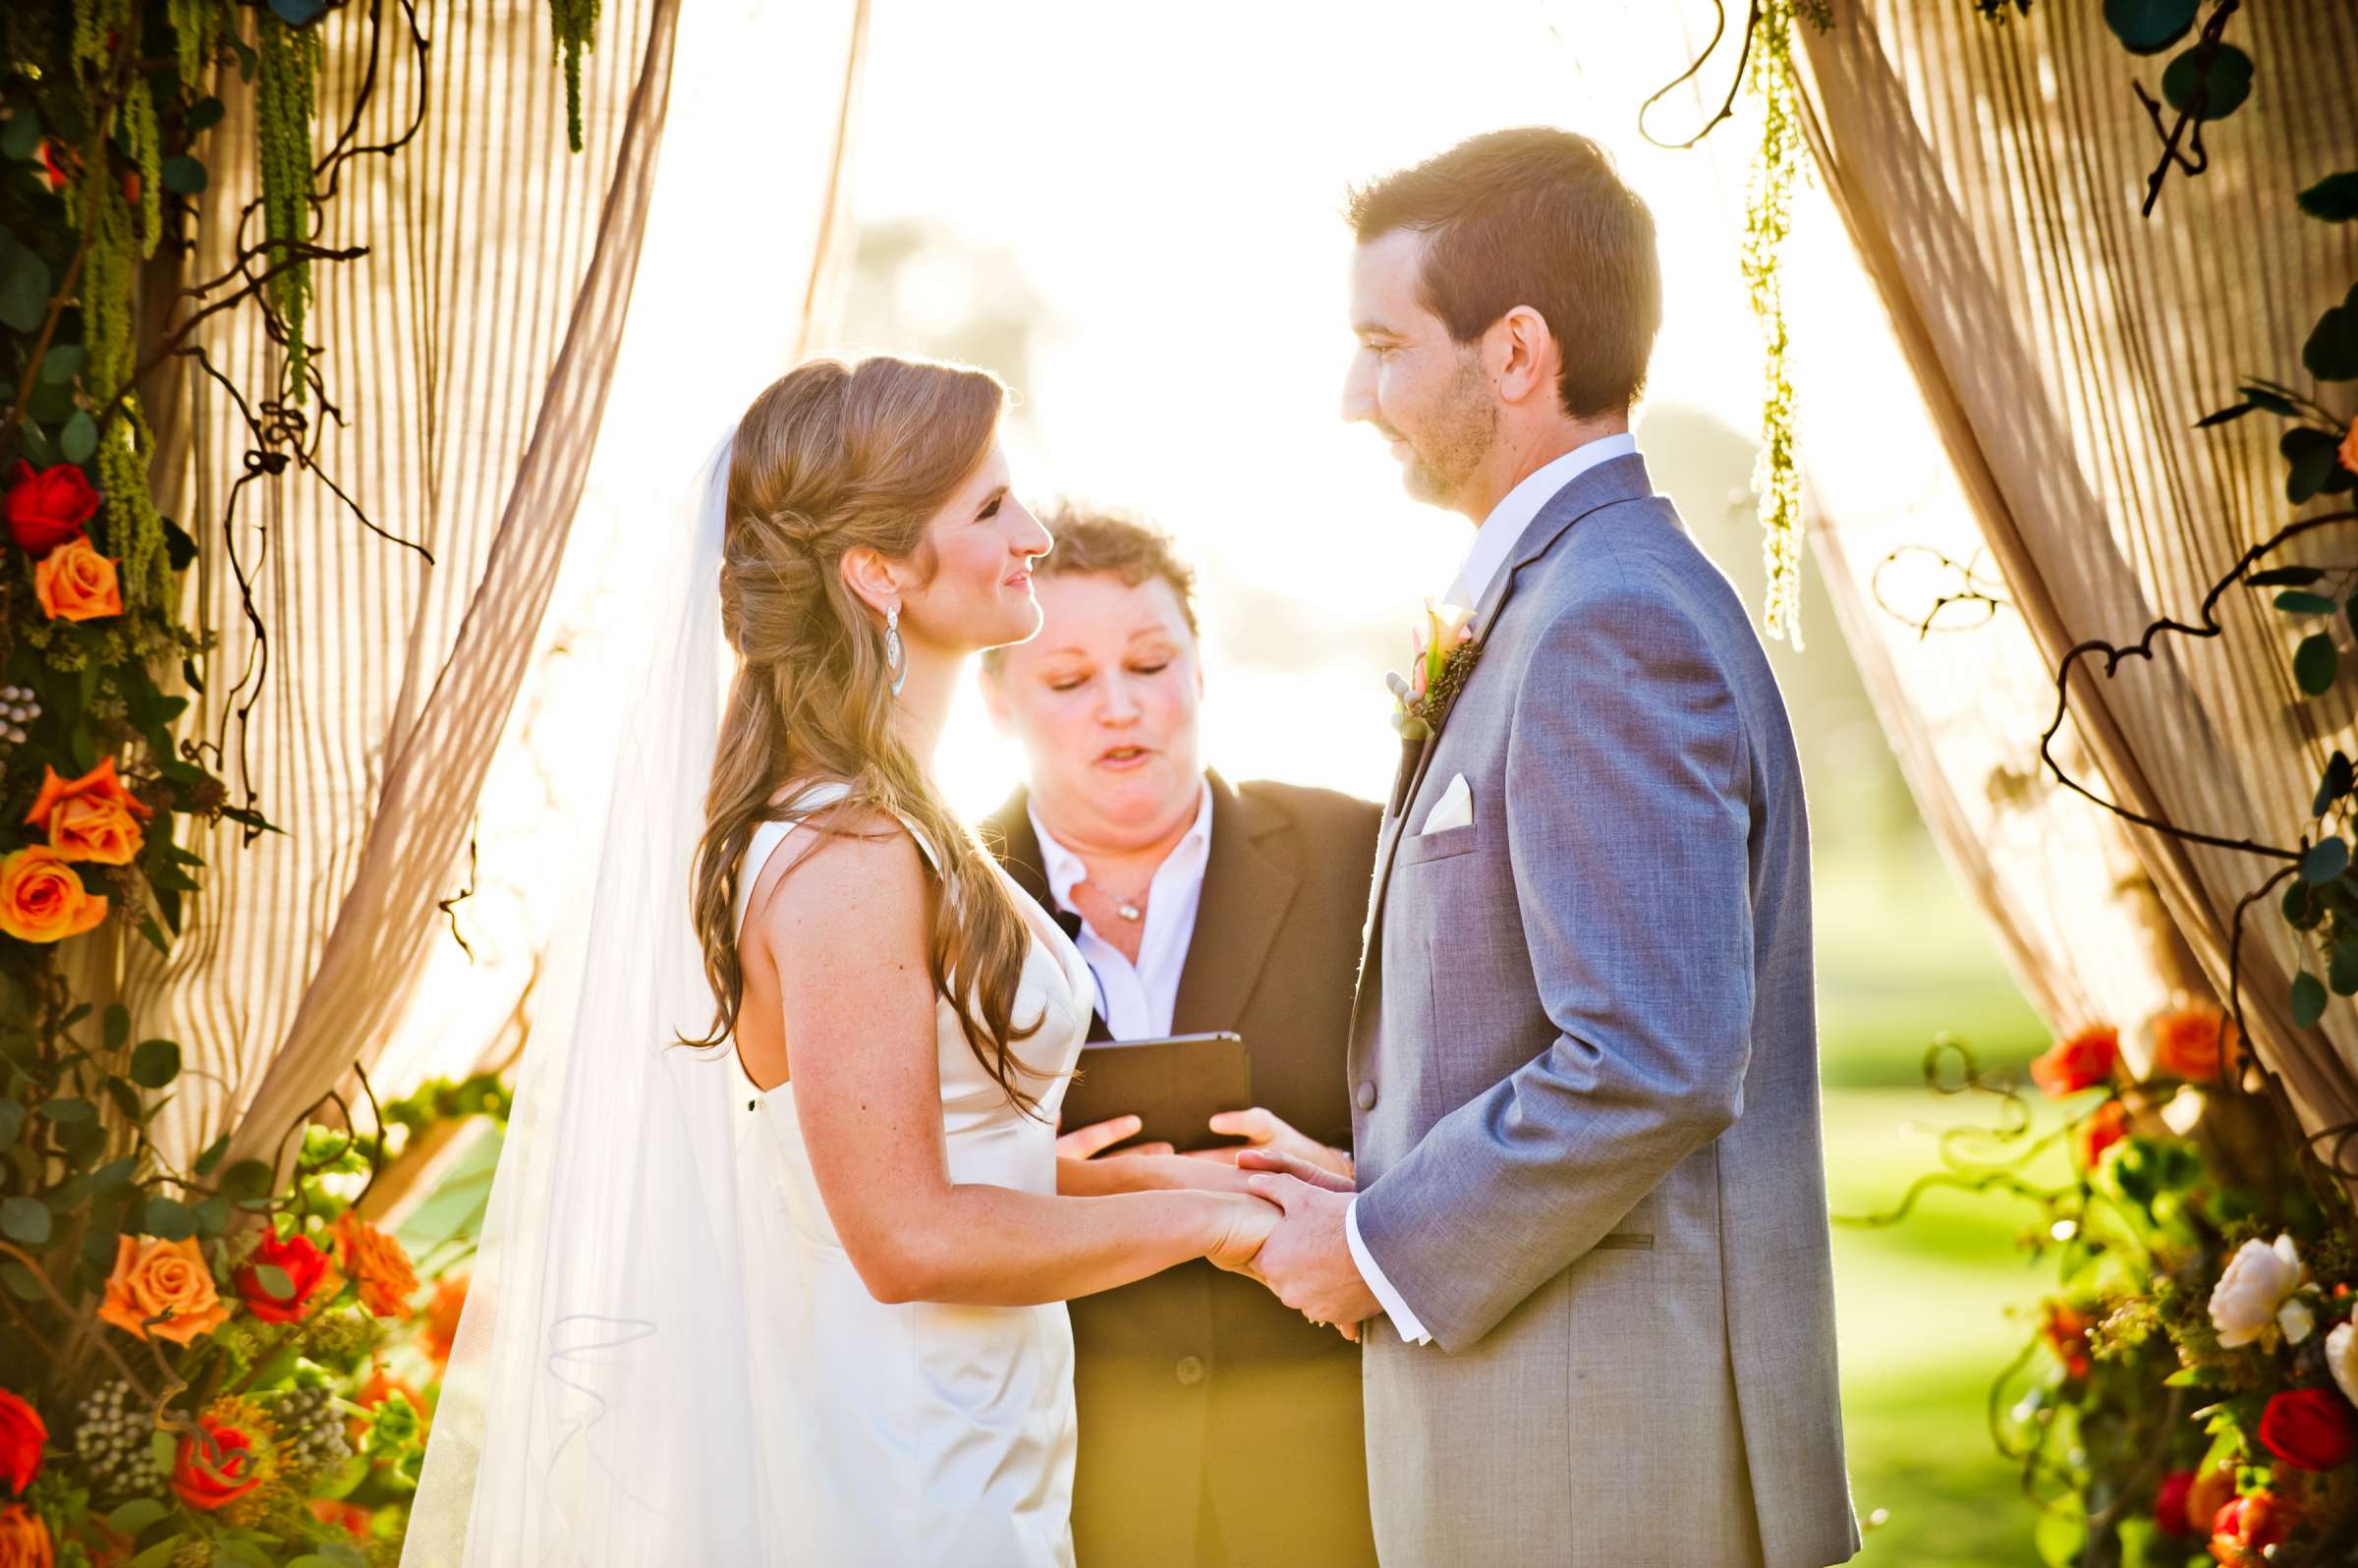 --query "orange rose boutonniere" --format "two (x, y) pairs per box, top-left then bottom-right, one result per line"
(32, 533), (122, 622)
(97, 1236), (230, 1346)
(0, 847), (108, 943)
(333, 1210), (419, 1318)
(24, 757), (152, 866)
